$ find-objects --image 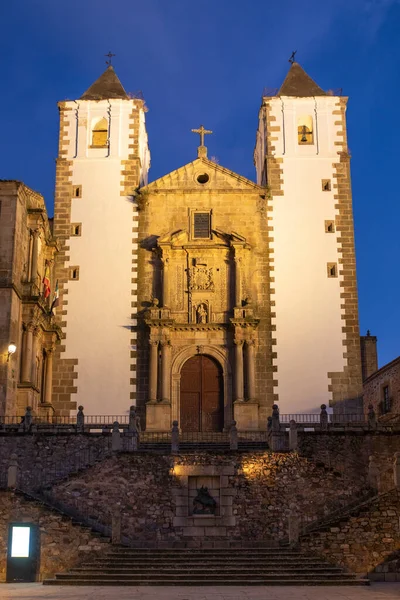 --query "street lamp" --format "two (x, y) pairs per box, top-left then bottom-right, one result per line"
(7, 344), (17, 362)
